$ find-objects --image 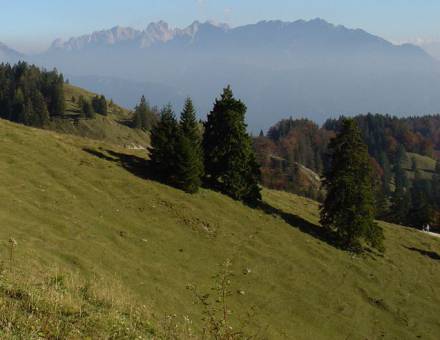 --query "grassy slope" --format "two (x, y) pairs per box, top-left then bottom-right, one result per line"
(404, 152), (437, 180)
(0, 119), (440, 339)
(64, 83), (131, 119)
(47, 83), (149, 148)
